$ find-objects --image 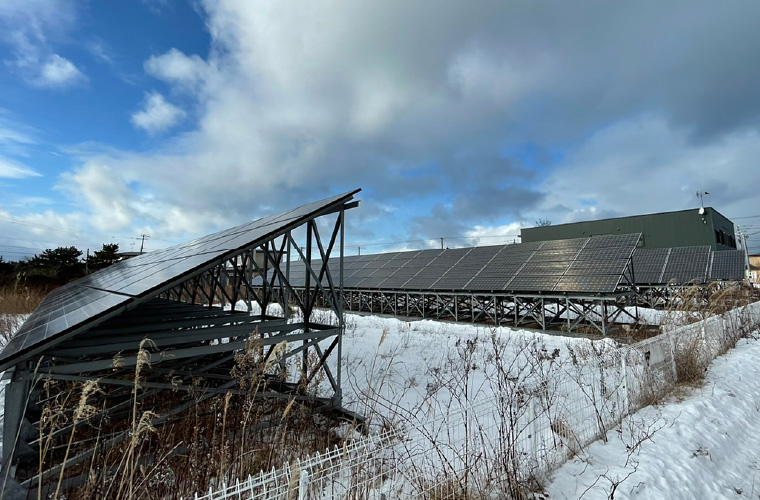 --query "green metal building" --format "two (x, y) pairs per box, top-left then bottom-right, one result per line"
(520, 207), (737, 250)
